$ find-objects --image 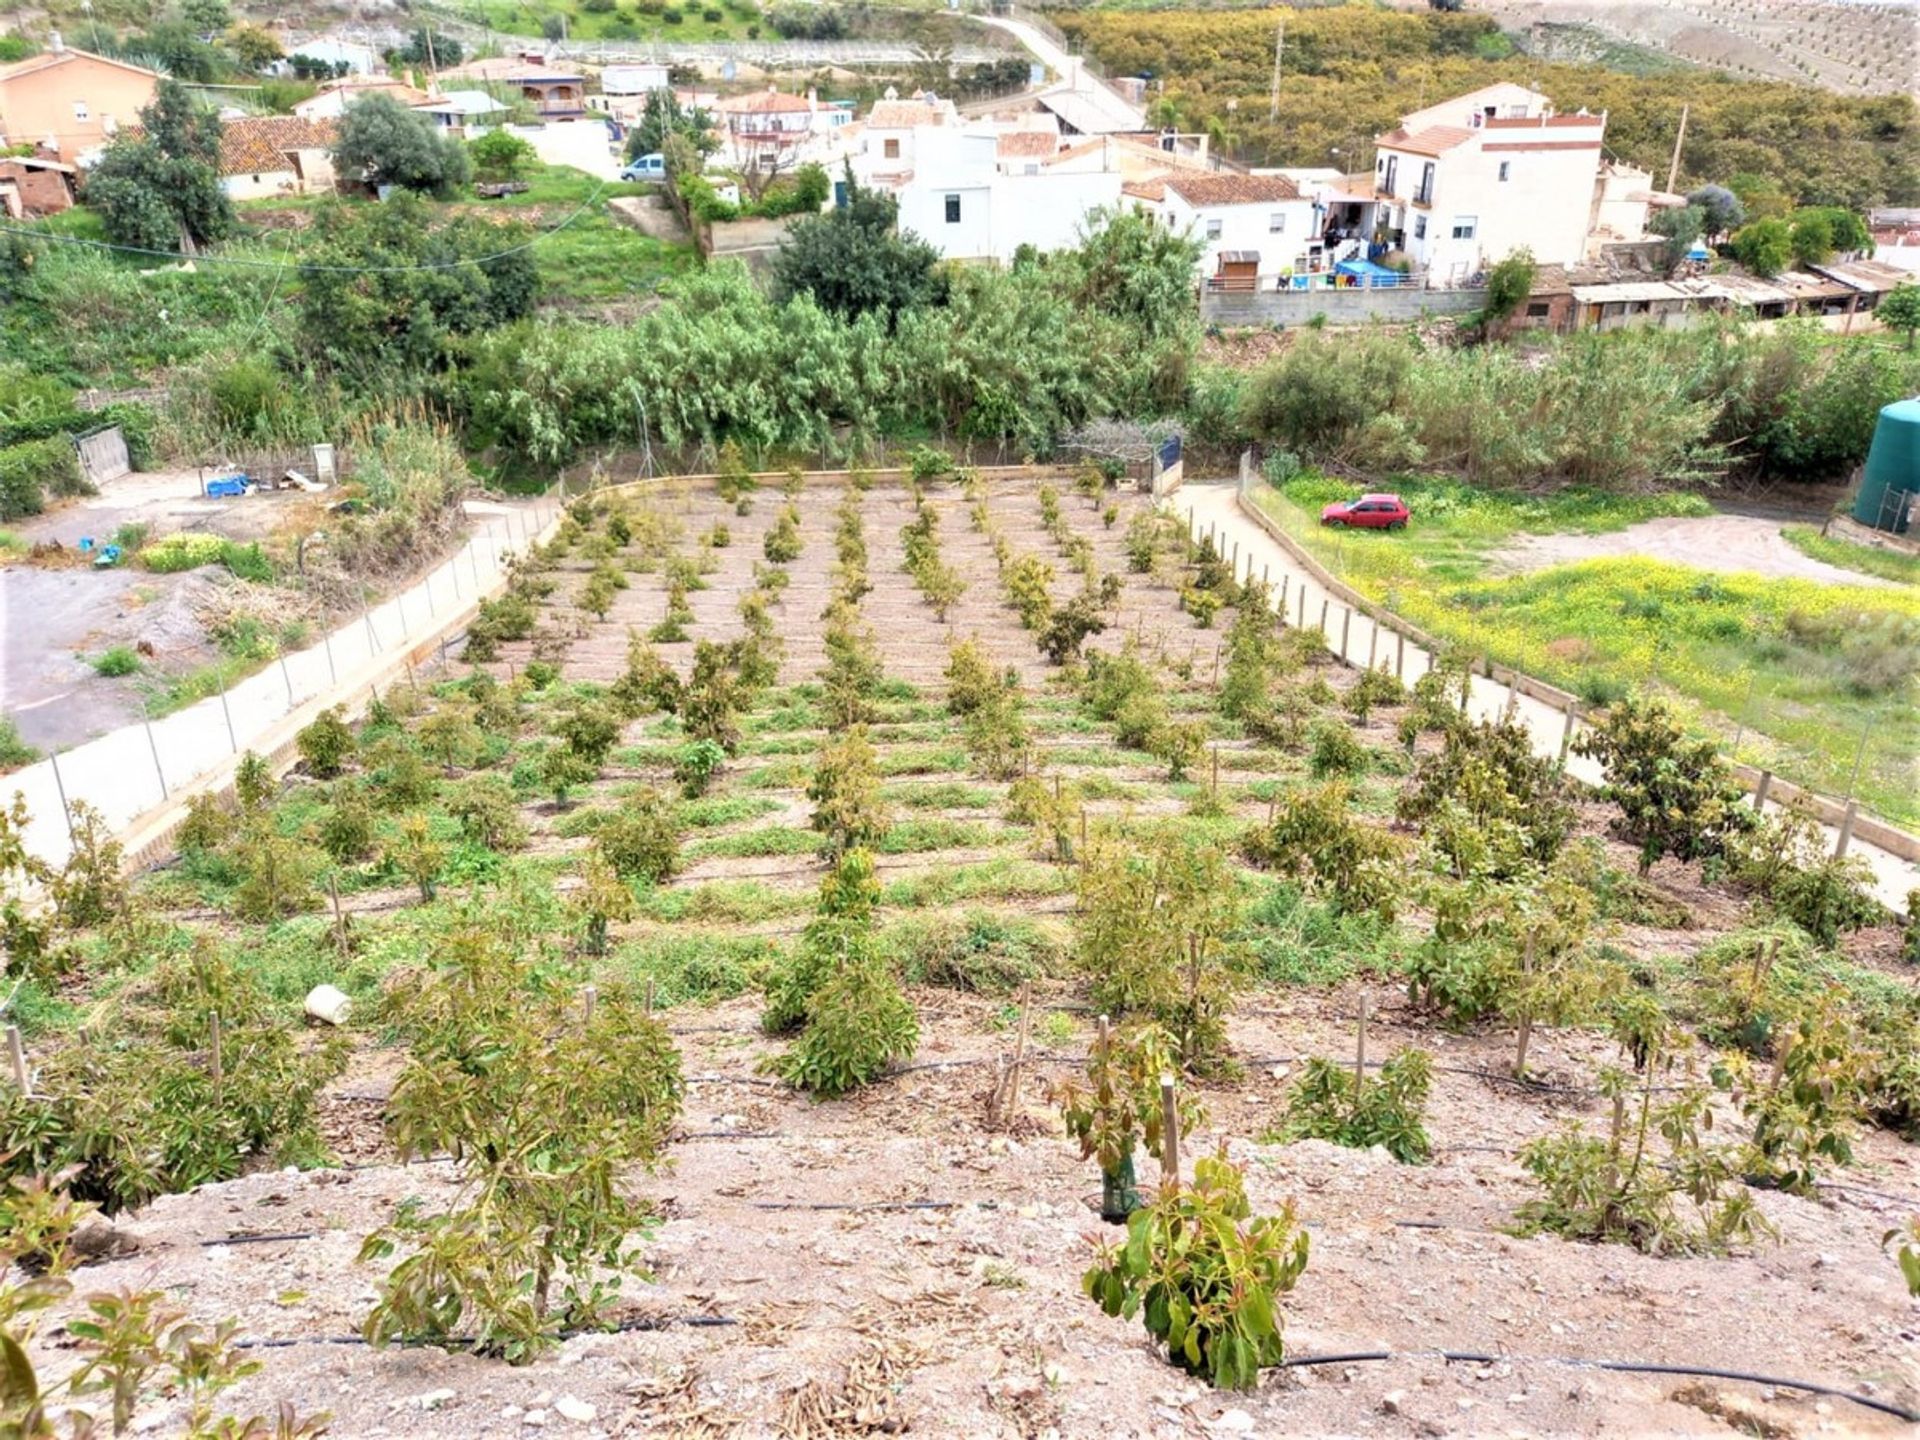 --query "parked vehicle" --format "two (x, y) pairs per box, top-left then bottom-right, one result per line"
(1320, 493), (1410, 530)
(620, 153), (667, 182)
